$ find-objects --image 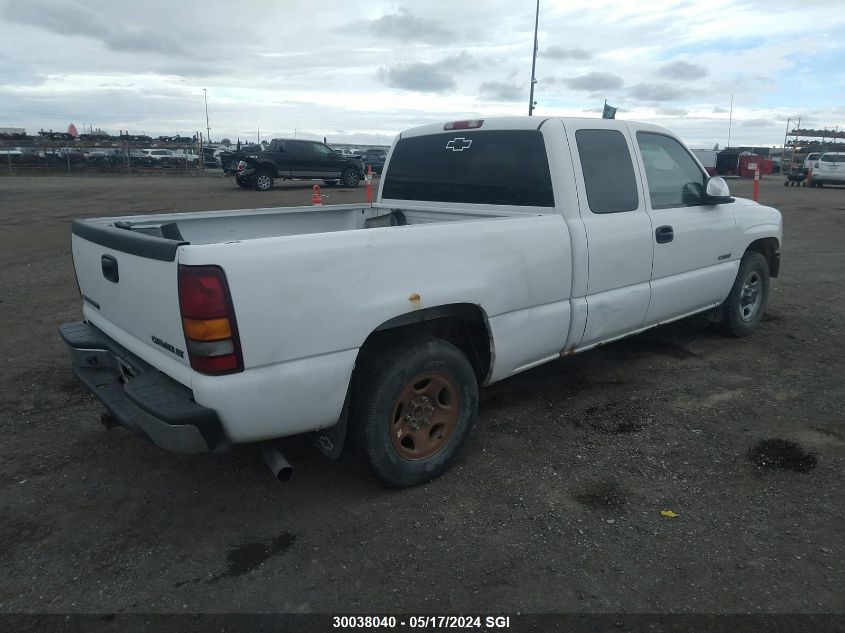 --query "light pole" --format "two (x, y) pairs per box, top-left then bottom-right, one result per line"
(528, 0), (539, 116)
(727, 92), (733, 149)
(203, 88), (211, 144)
